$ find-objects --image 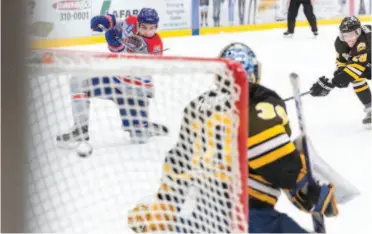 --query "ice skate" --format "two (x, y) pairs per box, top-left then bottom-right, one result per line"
(283, 31), (294, 37)
(56, 123), (89, 148)
(363, 106), (371, 129)
(129, 123), (169, 144)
